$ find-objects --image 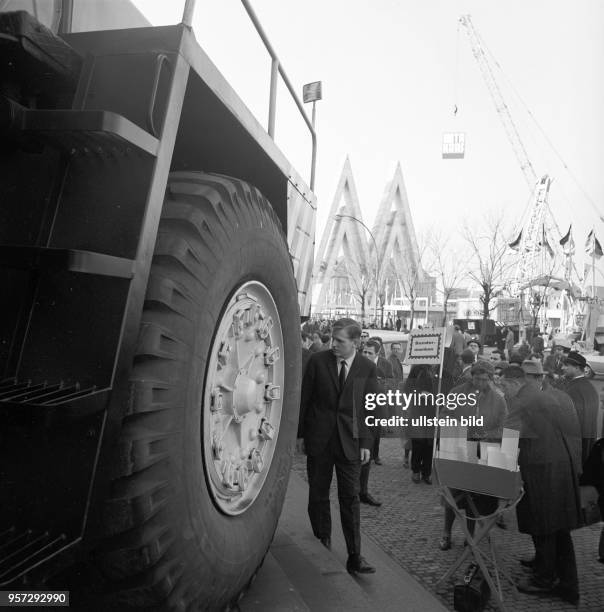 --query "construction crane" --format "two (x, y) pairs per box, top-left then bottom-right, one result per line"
(458, 15), (537, 191)
(458, 14), (574, 291)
